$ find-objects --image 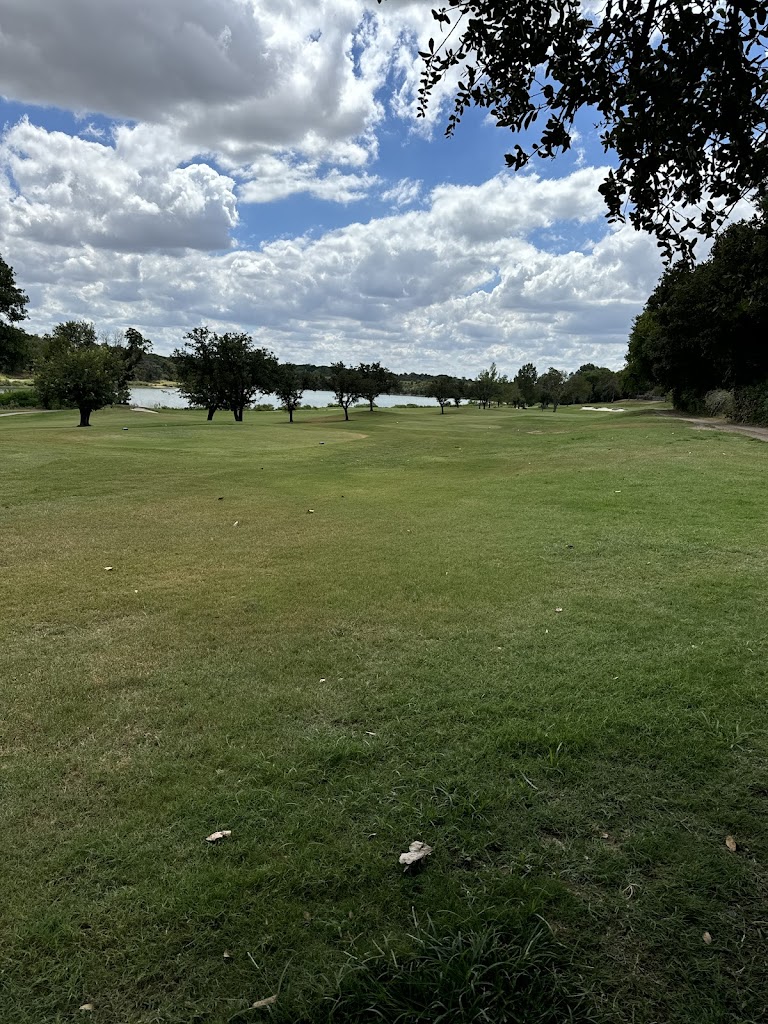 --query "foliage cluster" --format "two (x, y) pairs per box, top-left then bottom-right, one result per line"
(173, 340), (401, 424)
(424, 361), (629, 412)
(0, 253), (31, 374)
(391, 0), (768, 258)
(34, 321), (150, 427)
(627, 207), (768, 418)
(0, 387), (41, 409)
(322, 361), (400, 420)
(731, 382), (768, 426)
(173, 327), (280, 422)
